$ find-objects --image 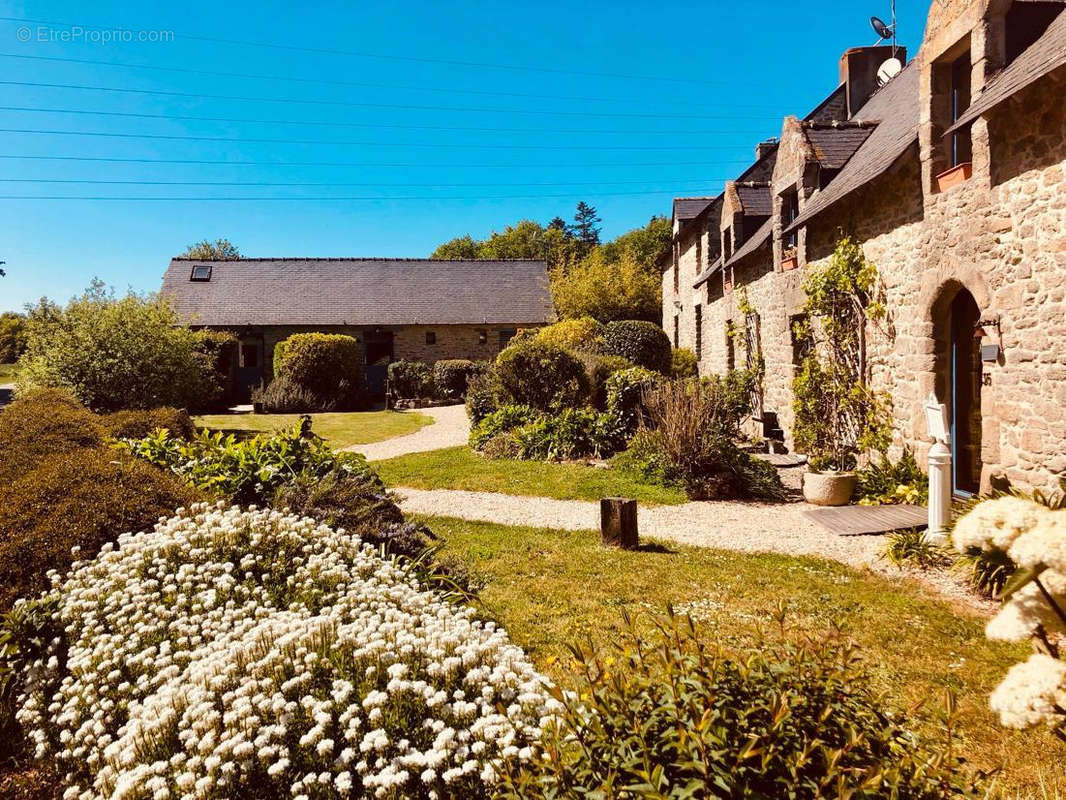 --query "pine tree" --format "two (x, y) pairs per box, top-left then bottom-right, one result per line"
(570, 202), (602, 247)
